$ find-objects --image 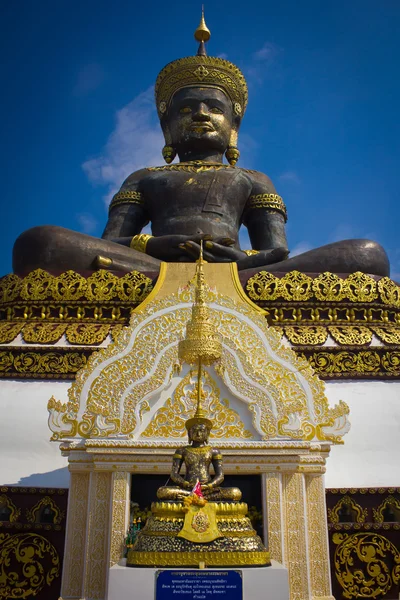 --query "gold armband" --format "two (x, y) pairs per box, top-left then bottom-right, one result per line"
(243, 249), (260, 256)
(173, 453), (183, 460)
(247, 193), (287, 222)
(109, 190), (144, 213)
(214, 454), (223, 460)
(130, 234), (152, 253)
